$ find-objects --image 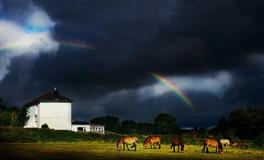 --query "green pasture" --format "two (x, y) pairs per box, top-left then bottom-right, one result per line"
(0, 142), (263, 160)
